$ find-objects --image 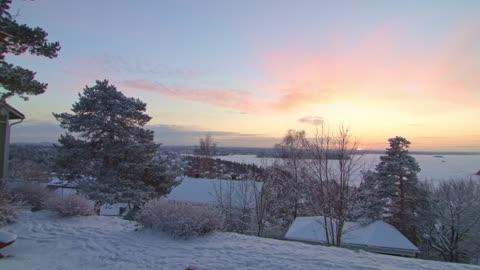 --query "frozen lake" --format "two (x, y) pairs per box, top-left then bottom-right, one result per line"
(215, 154), (480, 182)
